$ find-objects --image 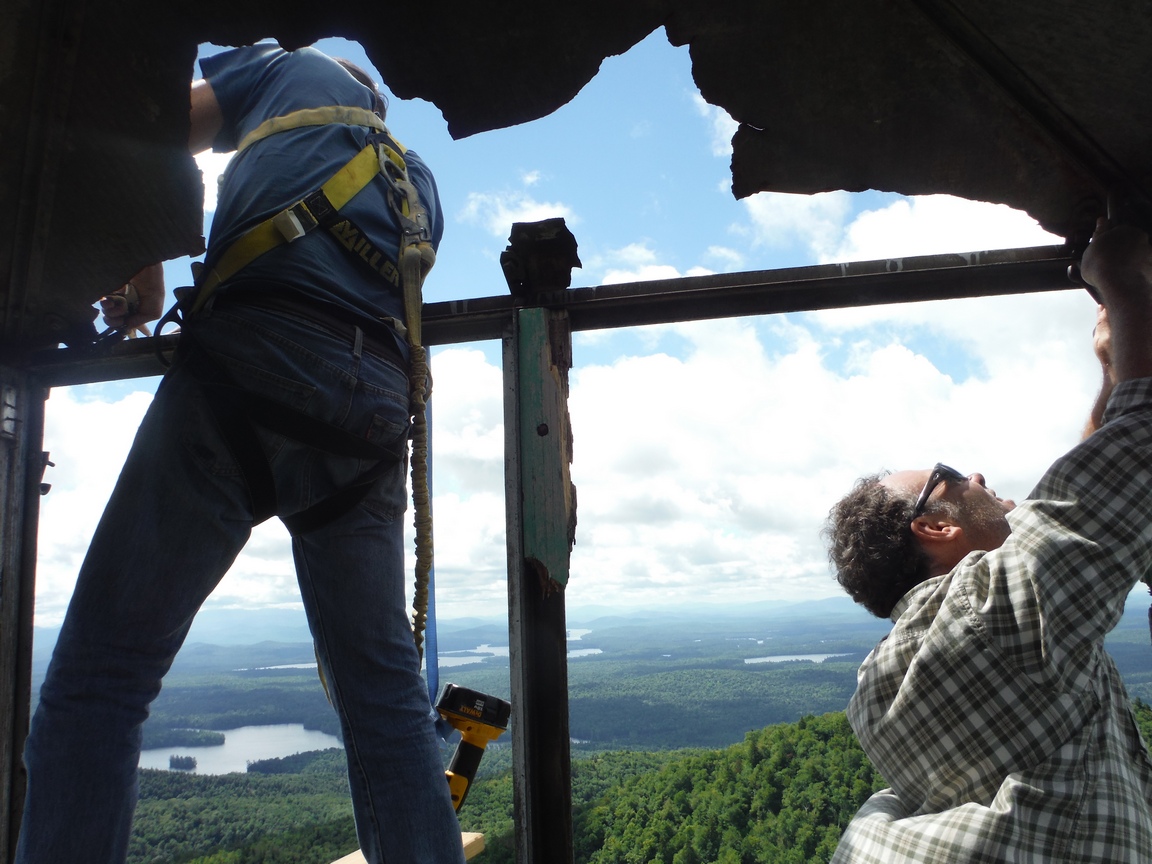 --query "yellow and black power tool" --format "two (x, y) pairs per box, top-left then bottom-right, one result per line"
(436, 684), (511, 811)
